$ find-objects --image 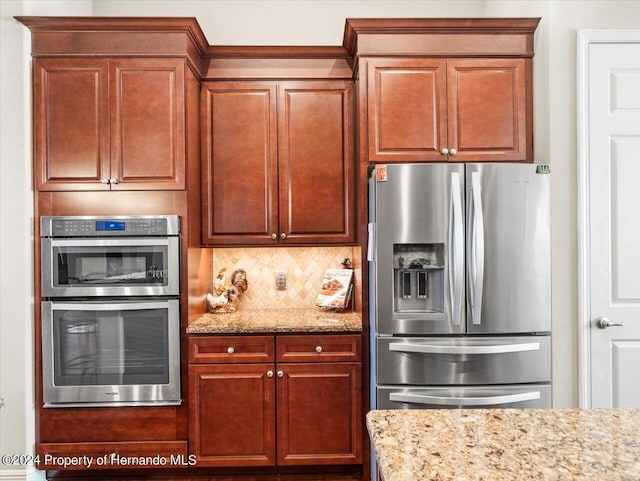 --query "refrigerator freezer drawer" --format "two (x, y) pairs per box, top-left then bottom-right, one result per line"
(377, 336), (551, 385)
(377, 384), (552, 409)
